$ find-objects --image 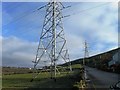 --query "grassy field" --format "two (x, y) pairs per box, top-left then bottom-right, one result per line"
(71, 64), (82, 69)
(2, 64), (82, 89)
(2, 72), (81, 89)
(2, 72), (80, 89)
